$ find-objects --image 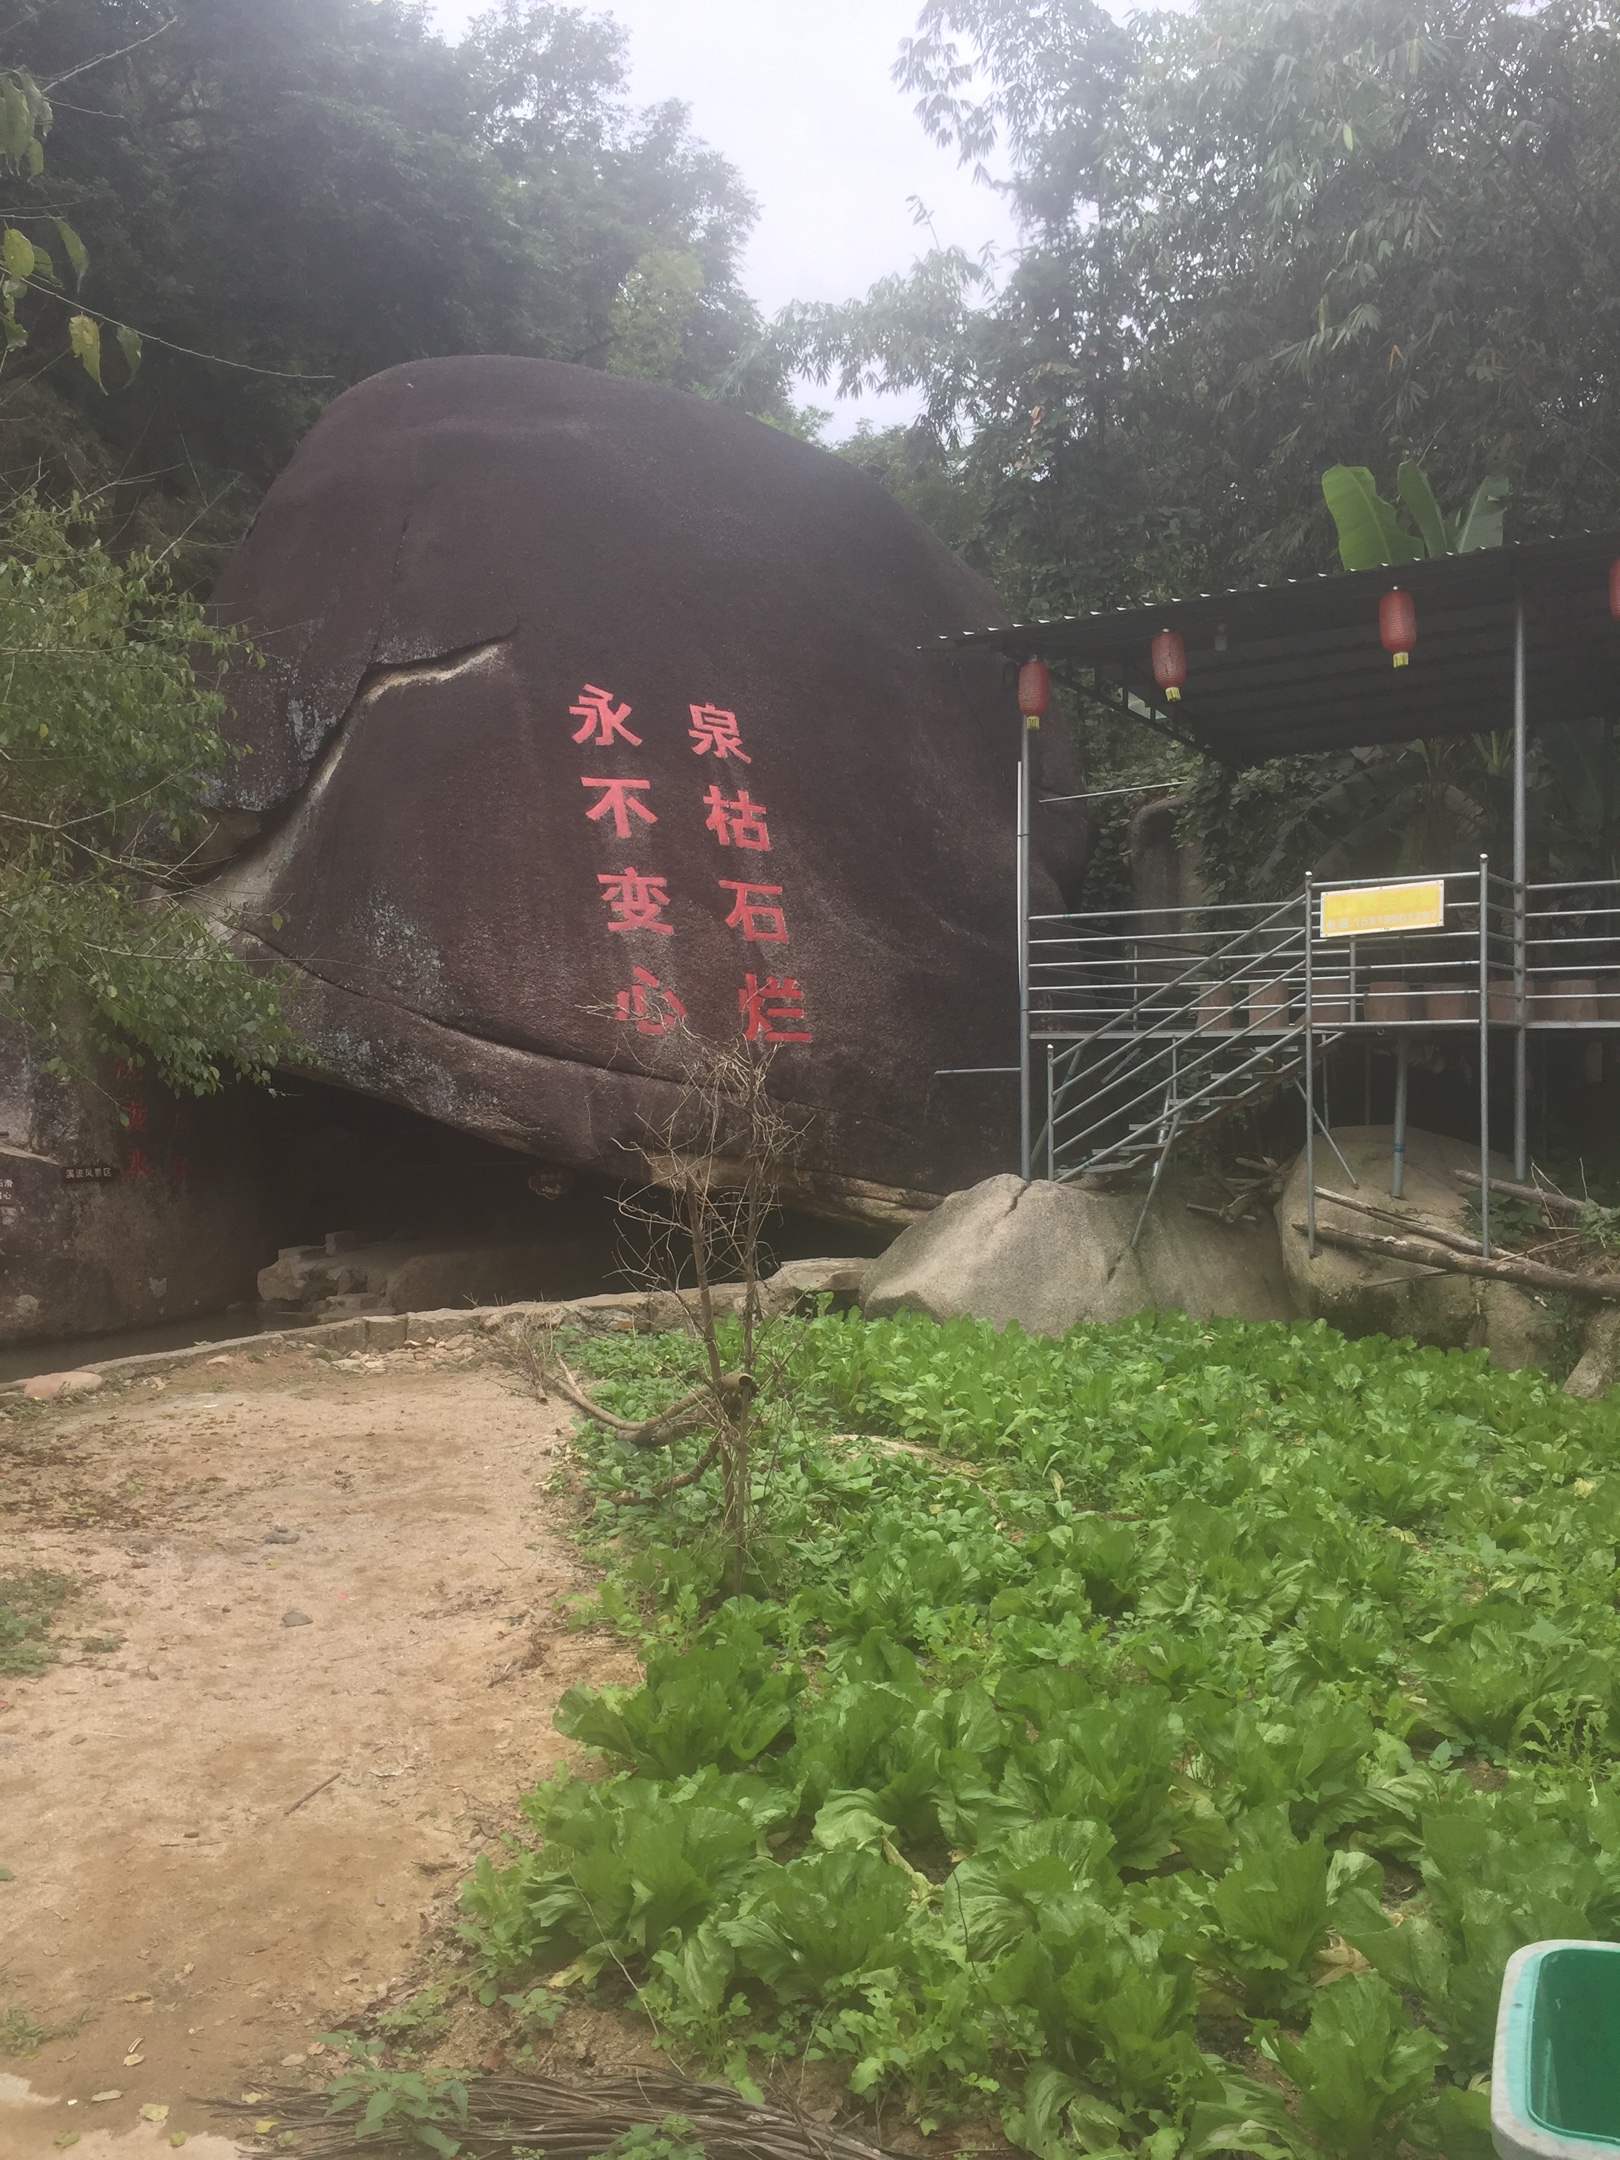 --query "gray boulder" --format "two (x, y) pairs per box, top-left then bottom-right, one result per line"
(859, 1173), (1289, 1334)
(1276, 1124), (1560, 1369)
(1565, 1307), (1620, 1399)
